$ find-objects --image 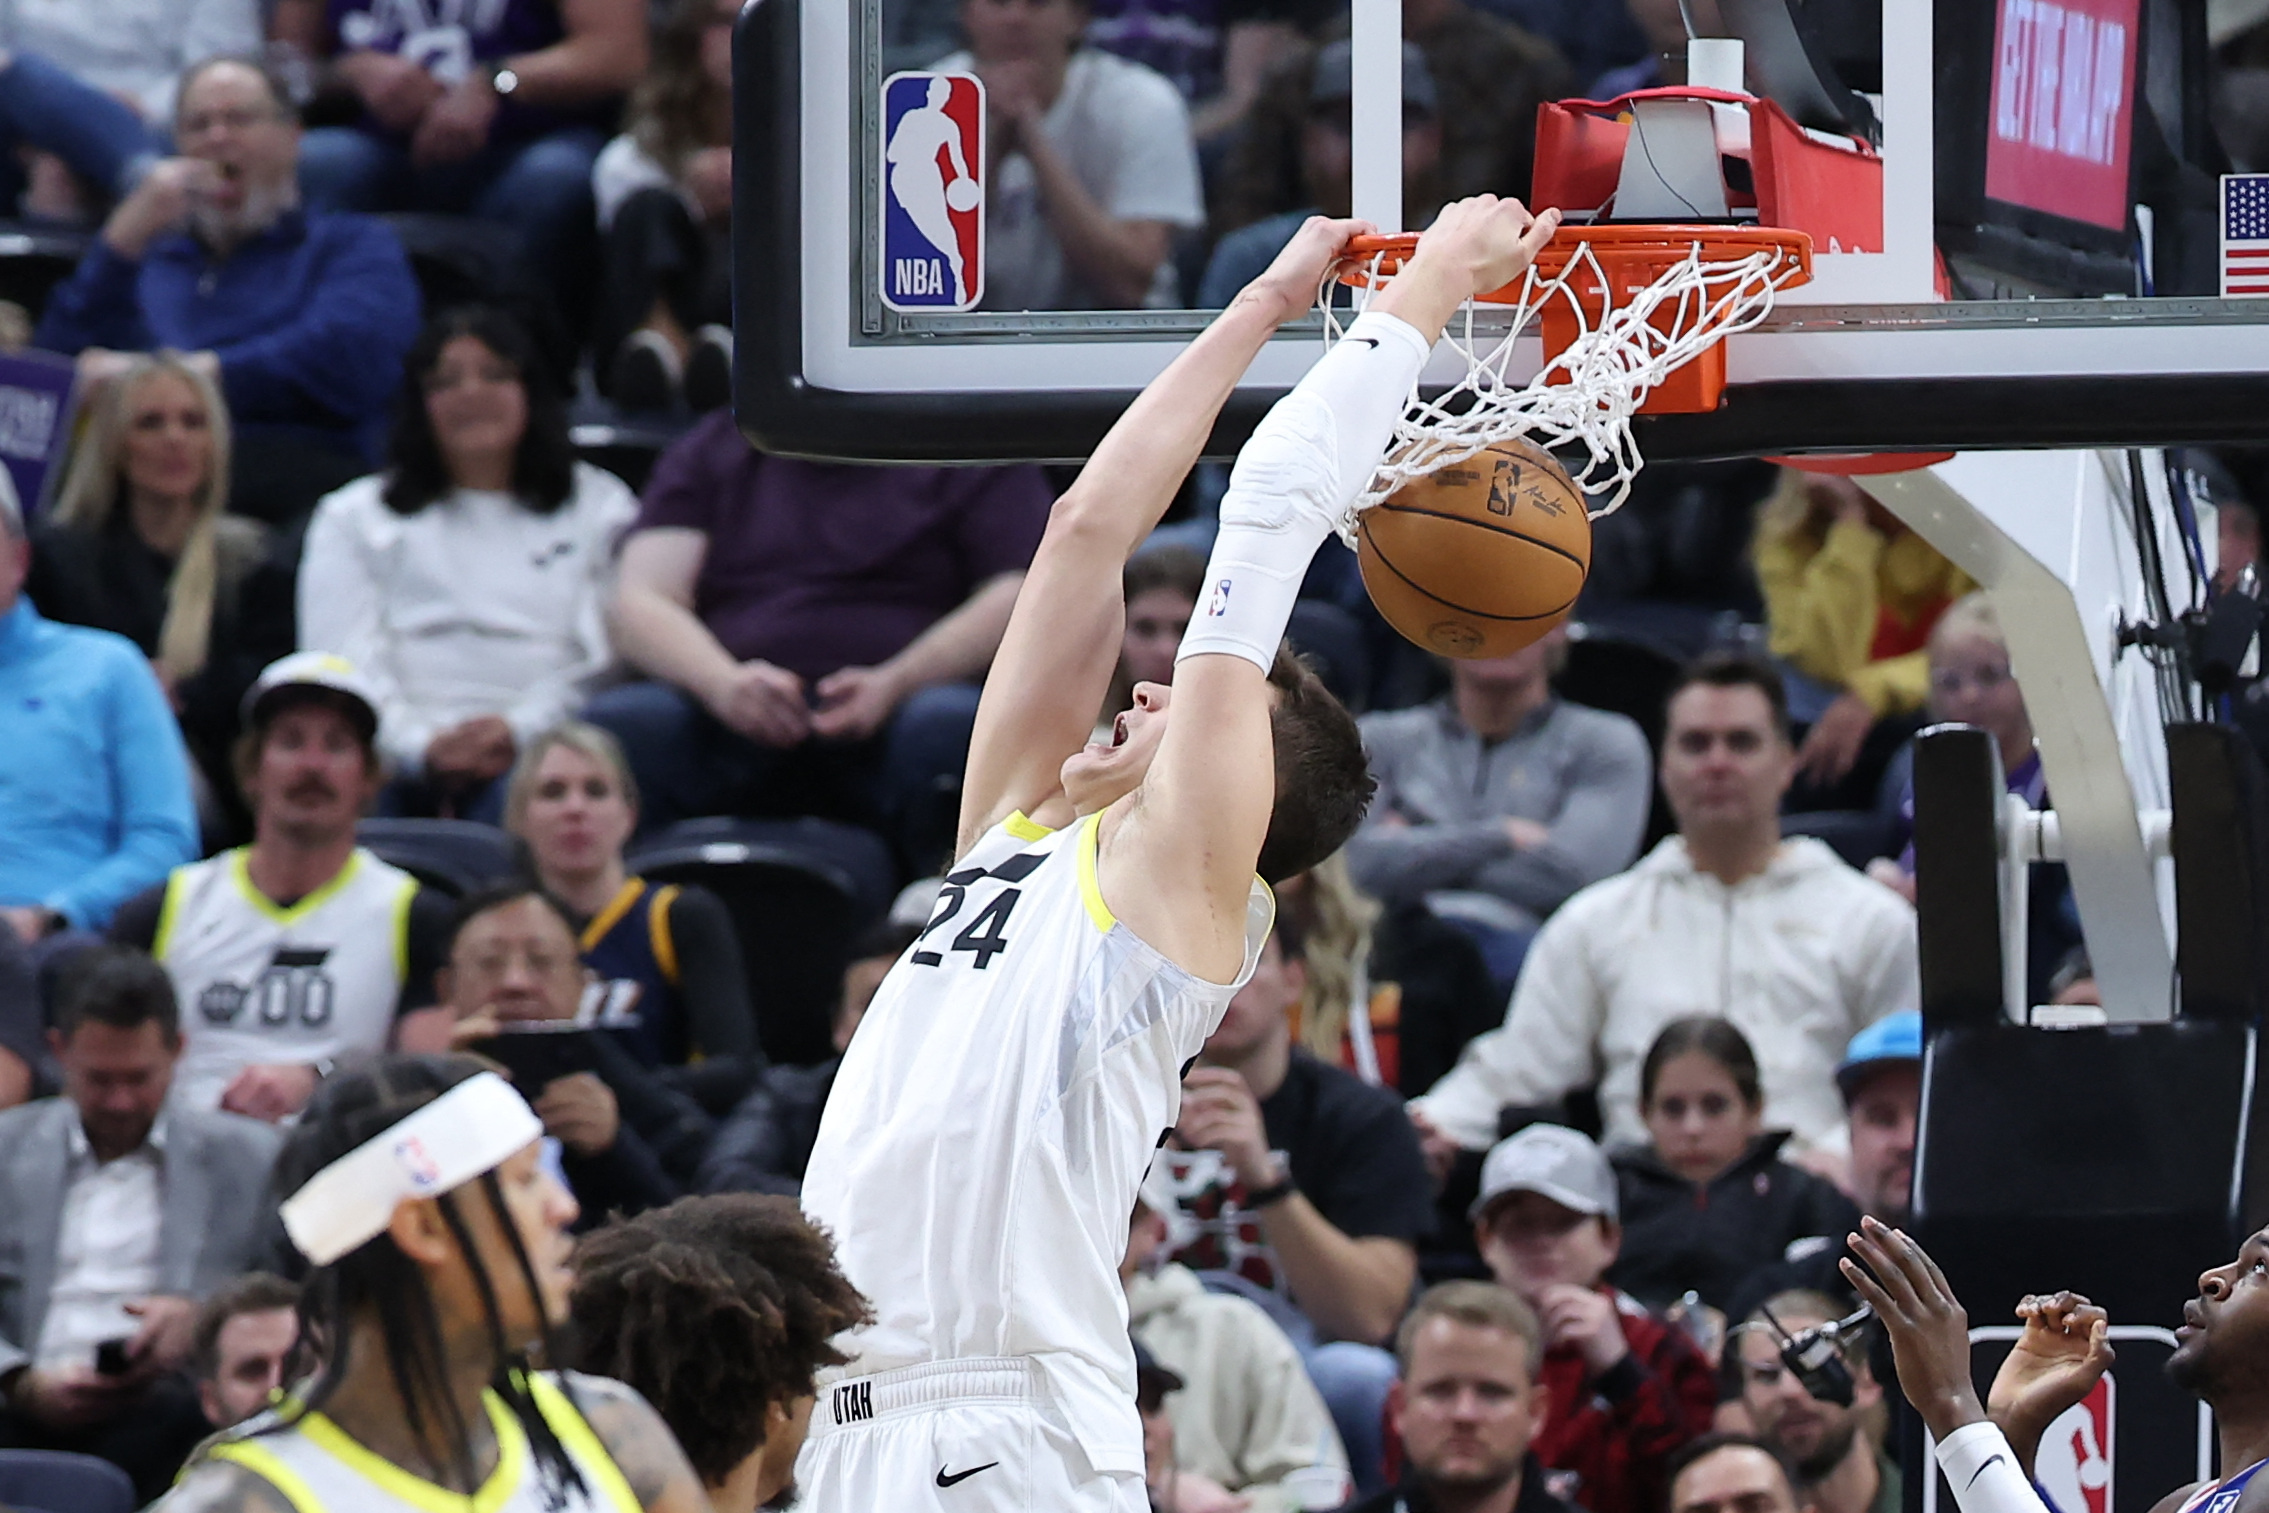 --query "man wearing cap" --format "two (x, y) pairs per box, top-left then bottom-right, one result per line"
(1196, 40), (1447, 307)
(109, 652), (456, 1122)
(0, 469), (198, 946)
(1470, 1124), (1717, 1513)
